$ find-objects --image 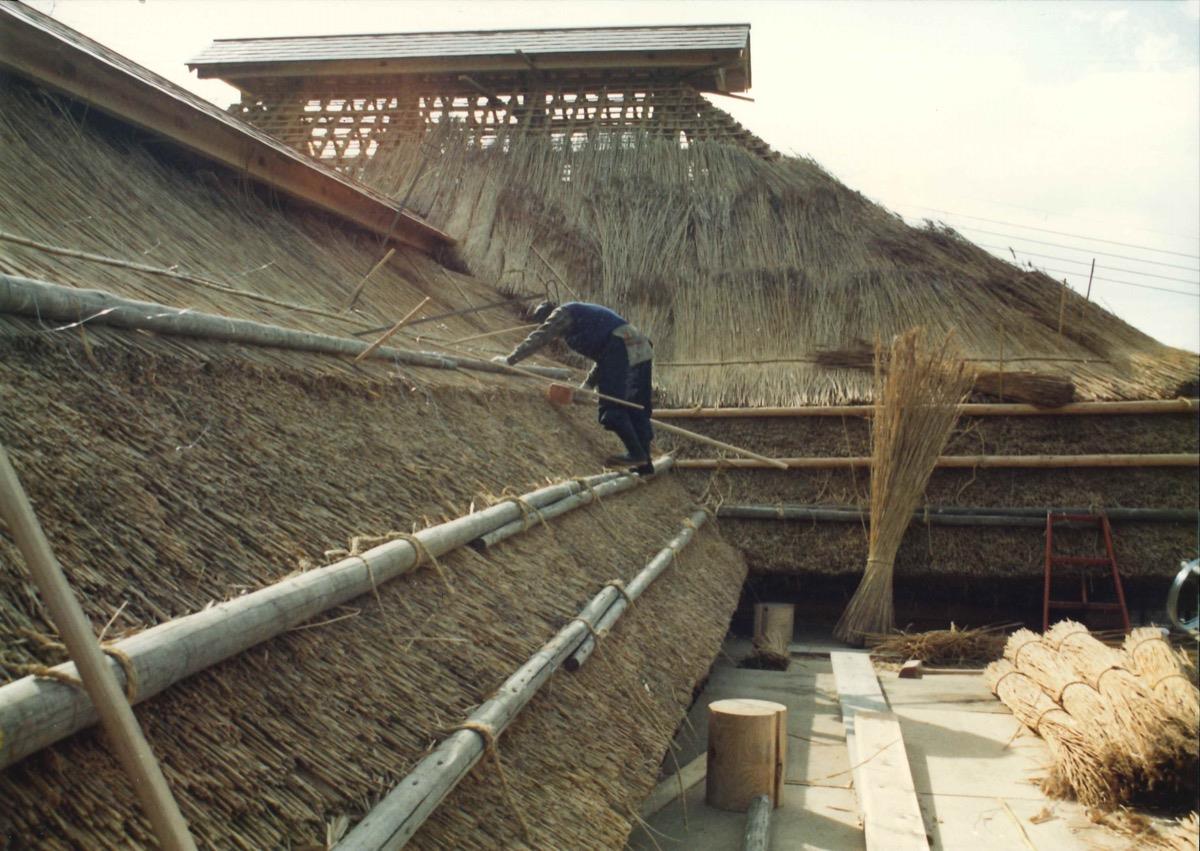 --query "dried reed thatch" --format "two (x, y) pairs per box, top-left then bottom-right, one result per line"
(359, 121), (1197, 407)
(971, 370), (1075, 408)
(1122, 627), (1200, 734)
(866, 623), (1008, 666)
(832, 330), (973, 644)
(994, 623), (1196, 809)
